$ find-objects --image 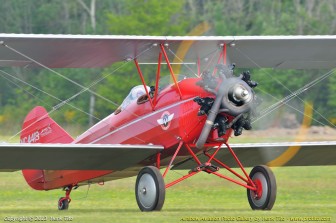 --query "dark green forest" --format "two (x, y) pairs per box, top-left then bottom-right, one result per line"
(0, 0), (335, 135)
